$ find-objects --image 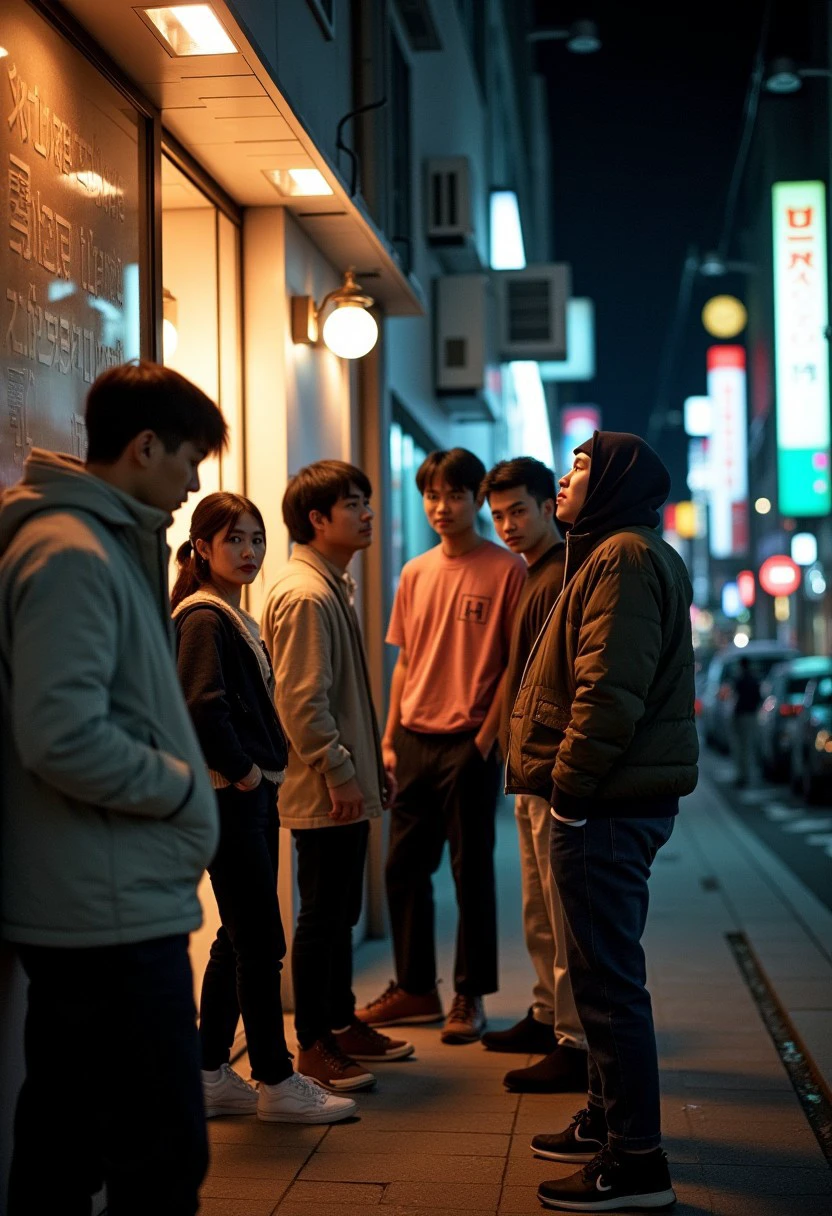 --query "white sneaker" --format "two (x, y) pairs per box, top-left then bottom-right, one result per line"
(257, 1071), (357, 1124)
(202, 1064), (258, 1118)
